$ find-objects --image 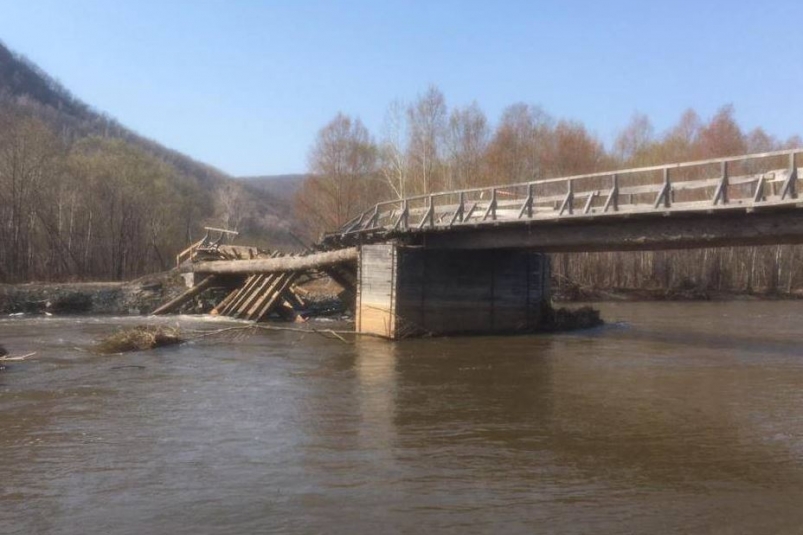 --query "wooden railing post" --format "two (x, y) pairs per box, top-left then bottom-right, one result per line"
(782, 153), (798, 200)
(393, 200), (409, 230)
(518, 183), (534, 219)
(483, 188), (498, 221)
(449, 191), (466, 226)
(345, 212), (367, 233)
(713, 161), (729, 205)
(603, 174), (619, 212)
(559, 179), (574, 215)
(367, 205), (380, 228)
(753, 176), (766, 203)
(654, 168), (671, 209)
(417, 195), (435, 229)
